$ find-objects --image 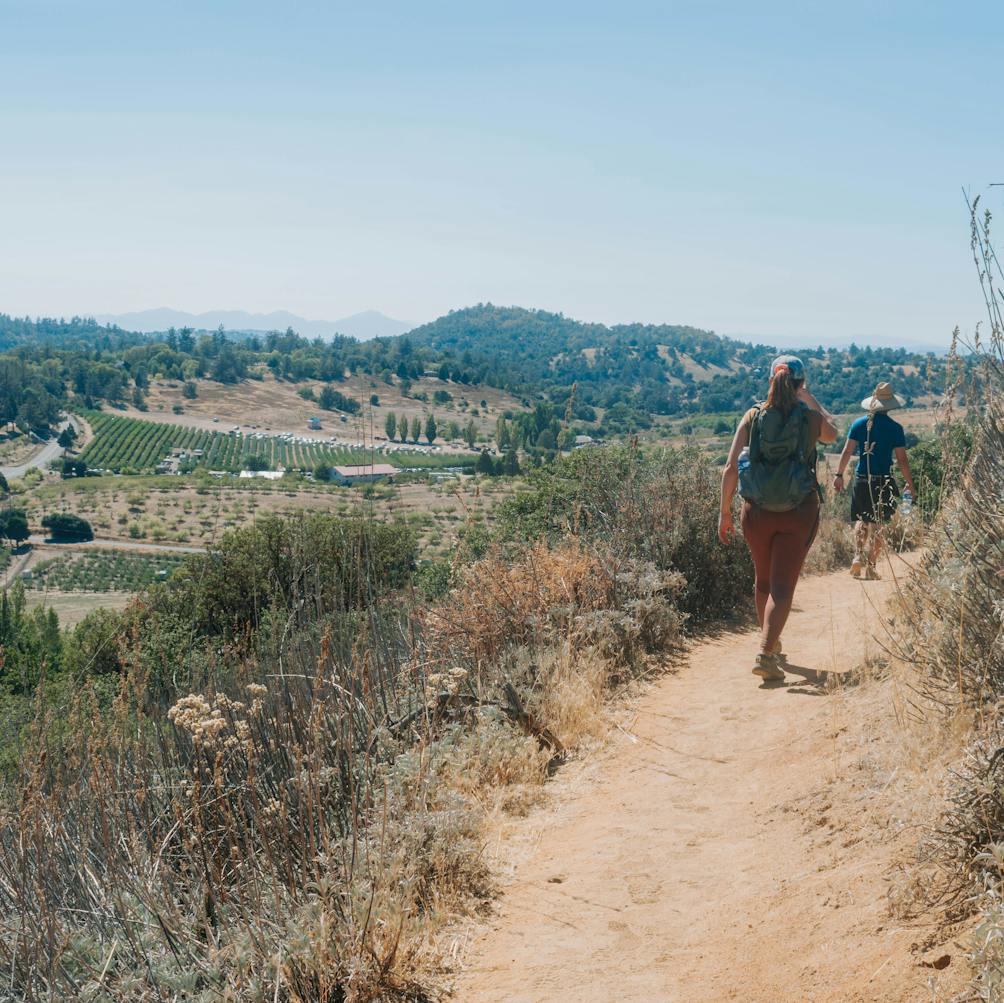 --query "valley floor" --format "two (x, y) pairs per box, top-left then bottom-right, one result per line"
(451, 559), (965, 1003)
